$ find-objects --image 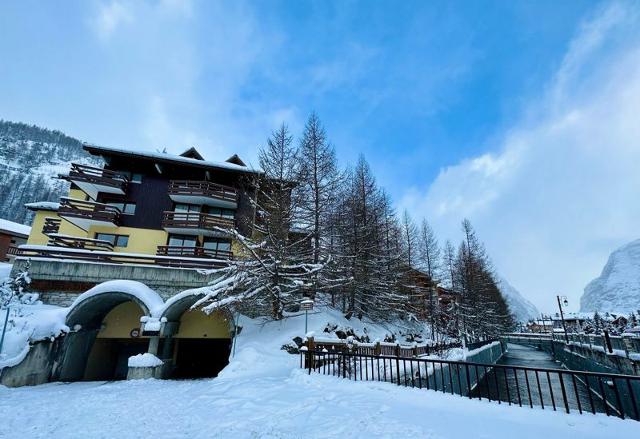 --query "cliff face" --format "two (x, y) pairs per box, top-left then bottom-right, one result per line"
(581, 239), (640, 313)
(0, 120), (100, 224)
(496, 276), (539, 322)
